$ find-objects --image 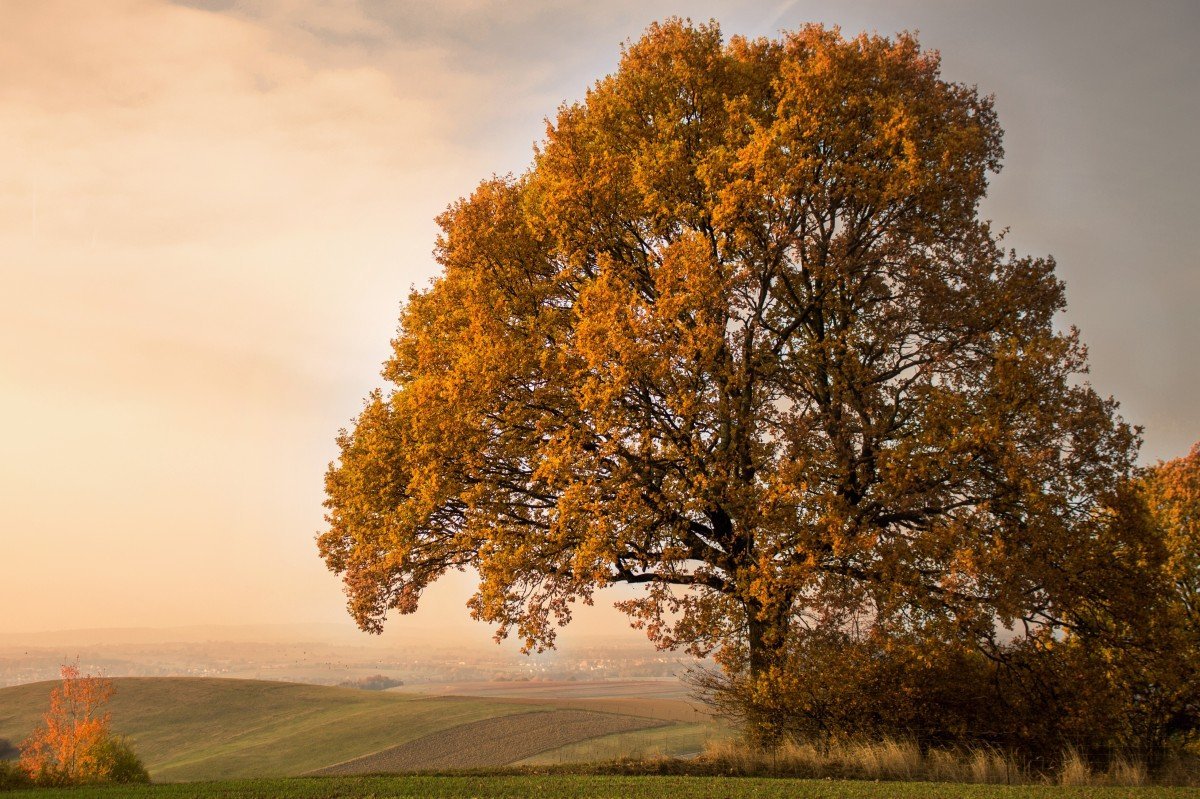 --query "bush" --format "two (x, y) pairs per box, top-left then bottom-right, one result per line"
(16, 734), (149, 788)
(690, 619), (1199, 775)
(0, 760), (31, 791)
(91, 737), (150, 784)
